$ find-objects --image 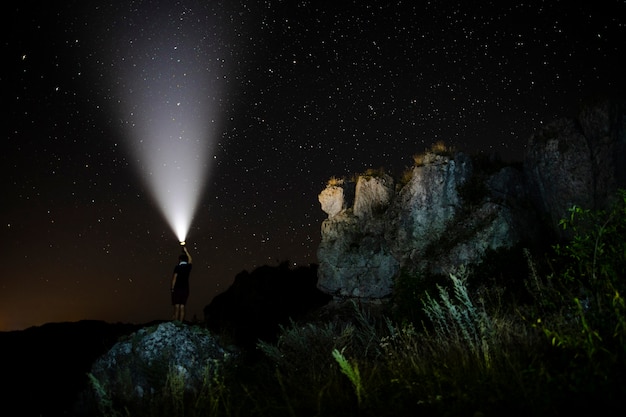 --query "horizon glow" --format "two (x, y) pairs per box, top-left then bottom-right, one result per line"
(109, 2), (225, 242)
